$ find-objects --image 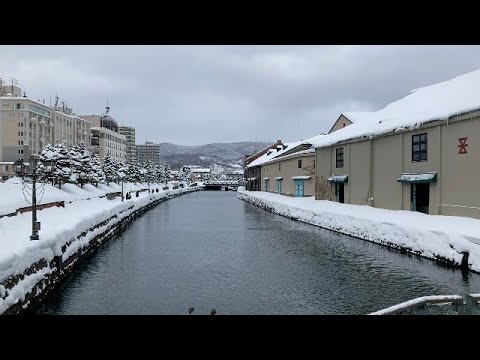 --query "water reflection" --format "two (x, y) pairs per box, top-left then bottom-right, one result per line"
(38, 191), (480, 315)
